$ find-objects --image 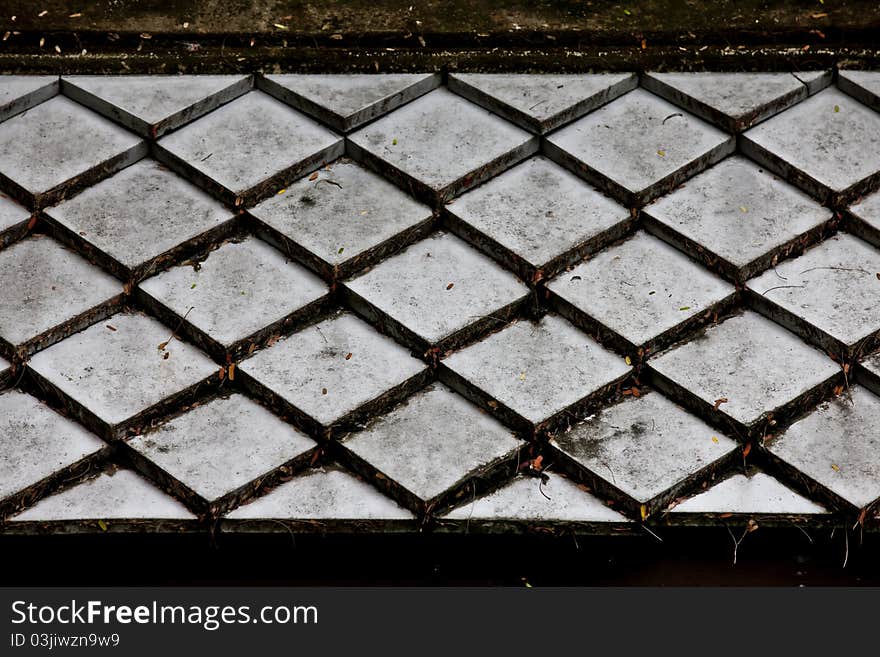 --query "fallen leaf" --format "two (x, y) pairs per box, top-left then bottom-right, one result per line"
(227, 363), (236, 381)
(190, 283), (197, 289)
(640, 504), (648, 521)
(276, 188), (286, 195)
(446, 282), (454, 290)
(519, 372), (526, 381)
(309, 172), (319, 181)
(27, 215), (38, 230)
(338, 247), (344, 254)
(97, 519), (108, 531)
(624, 356), (632, 366)
(713, 397), (729, 410)
(833, 105), (840, 113)
(345, 352), (352, 360)
(742, 443), (752, 457)
(219, 366), (226, 381)
(711, 436), (719, 444)
(831, 463), (840, 472)
(657, 149), (666, 157)
(392, 138), (398, 145)
(679, 306), (691, 311)
(321, 387), (328, 395)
